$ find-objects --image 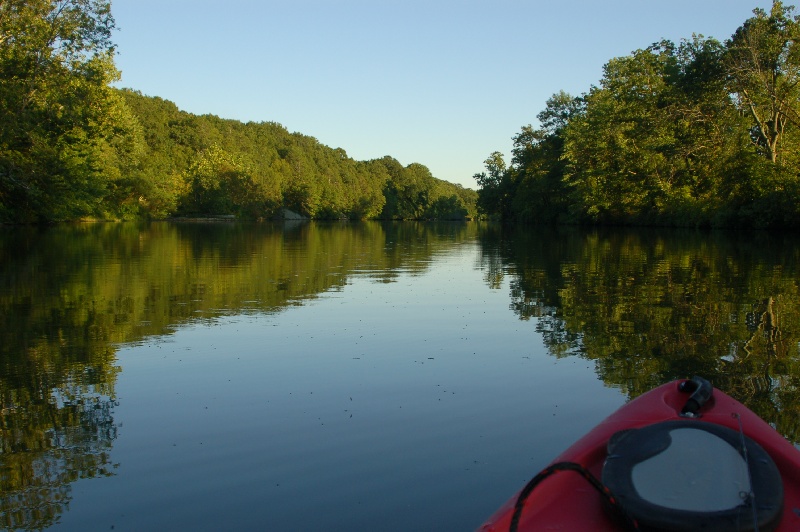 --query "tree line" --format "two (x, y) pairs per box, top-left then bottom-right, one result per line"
(0, 0), (476, 223)
(476, 2), (800, 229)
(117, 90), (477, 221)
